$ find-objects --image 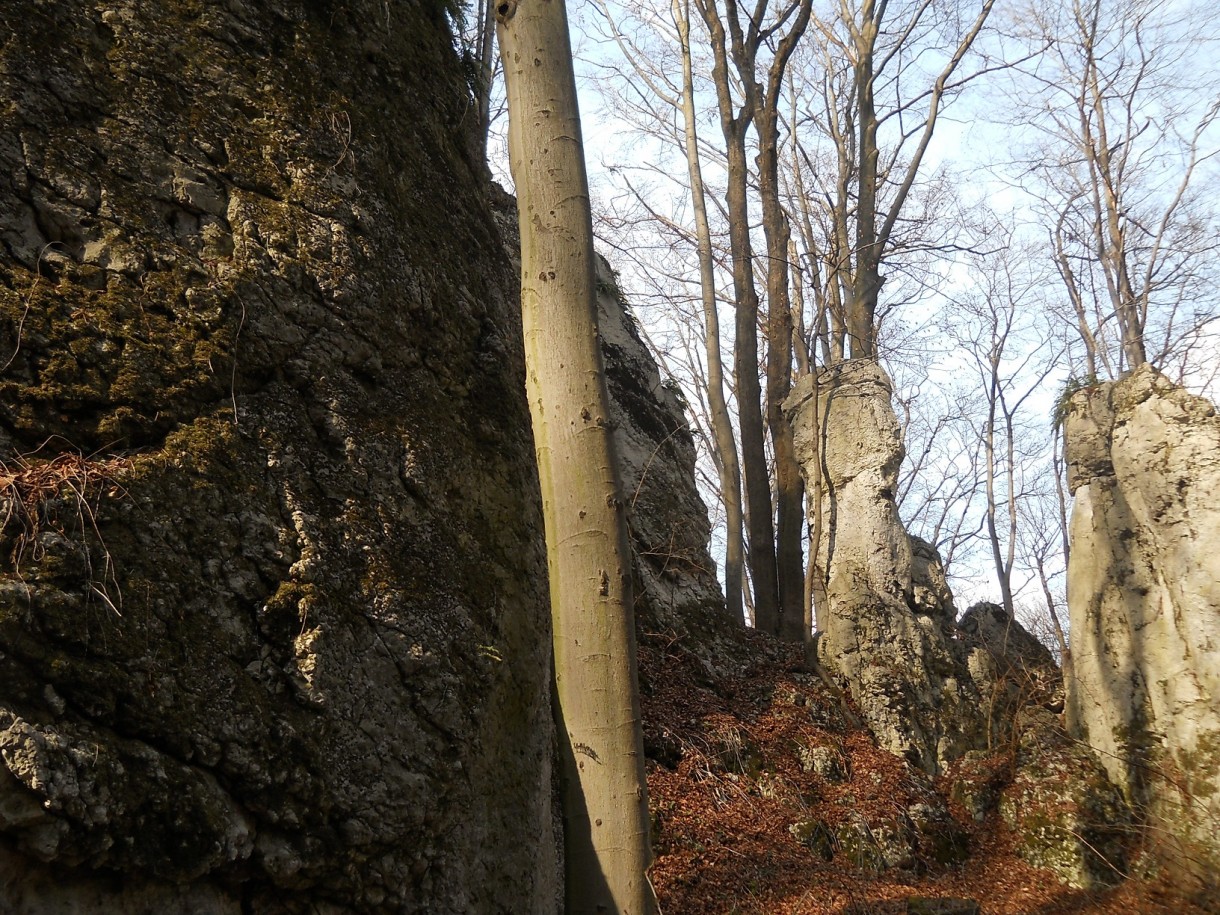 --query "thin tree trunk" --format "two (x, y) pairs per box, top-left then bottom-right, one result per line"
(983, 370), (1015, 617)
(728, 132), (782, 636)
(789, 238), (812, 377)
(790, 133), (837, 364)
(850, 0), (881, 359)
(497, 1), (653, 908)
(1051, 423), (1074, 679)
(698, 0), (782, 634)
(474, 0), (497, 156)
(703, 0), (811, 638)
(746, 9), (811, 641)
(758, 125), (807, 640)
(1002, 388), (1020, 612)
(674, 0), (746, 624)
(1034, 552), (1069, 664)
